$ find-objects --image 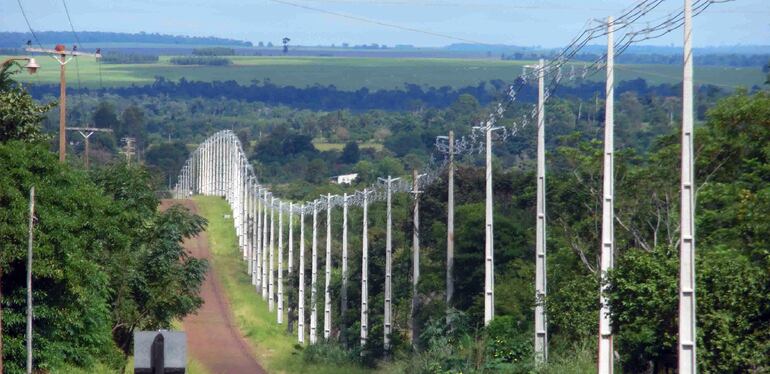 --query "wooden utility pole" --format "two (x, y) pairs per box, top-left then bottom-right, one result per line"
(66, 127), (113, 168)
(26, 45), (101, 163)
